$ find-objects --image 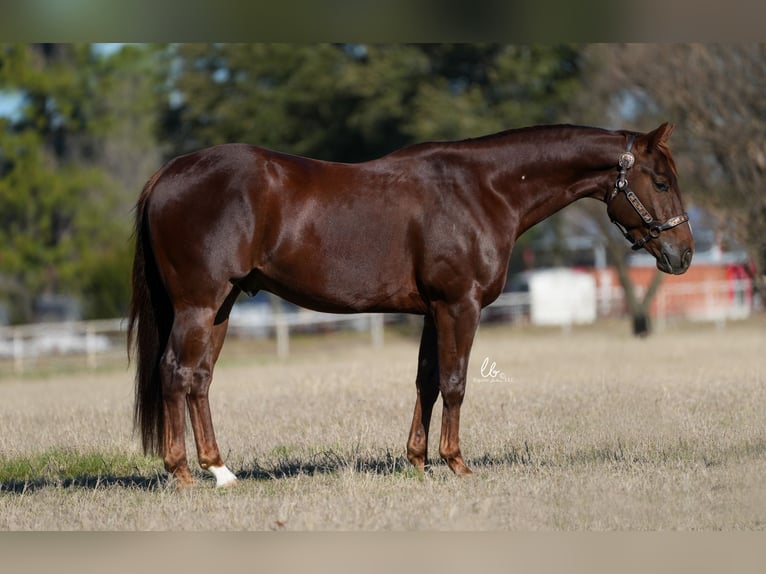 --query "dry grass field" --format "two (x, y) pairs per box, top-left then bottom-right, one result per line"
(1, 316), (765, 530)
